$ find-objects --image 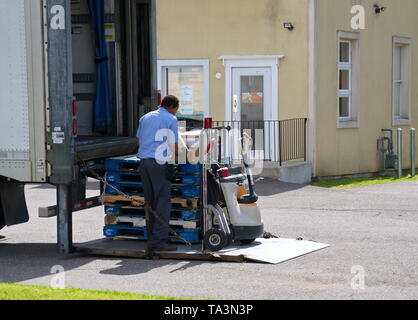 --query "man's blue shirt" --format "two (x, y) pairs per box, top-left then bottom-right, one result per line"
(136, 107), (179, 161)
